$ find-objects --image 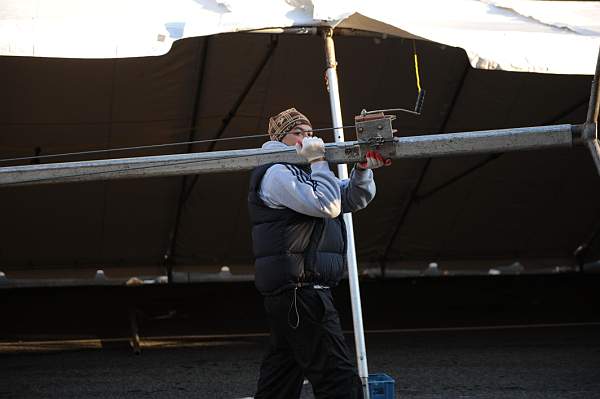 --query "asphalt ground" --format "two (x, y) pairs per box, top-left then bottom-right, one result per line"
(1, 324), (600, 399)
